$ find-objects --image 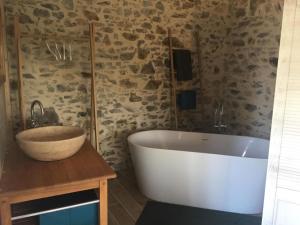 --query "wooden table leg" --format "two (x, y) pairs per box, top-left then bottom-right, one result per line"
(0, 198), (12, 225)
(99, 179), (108, 225)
